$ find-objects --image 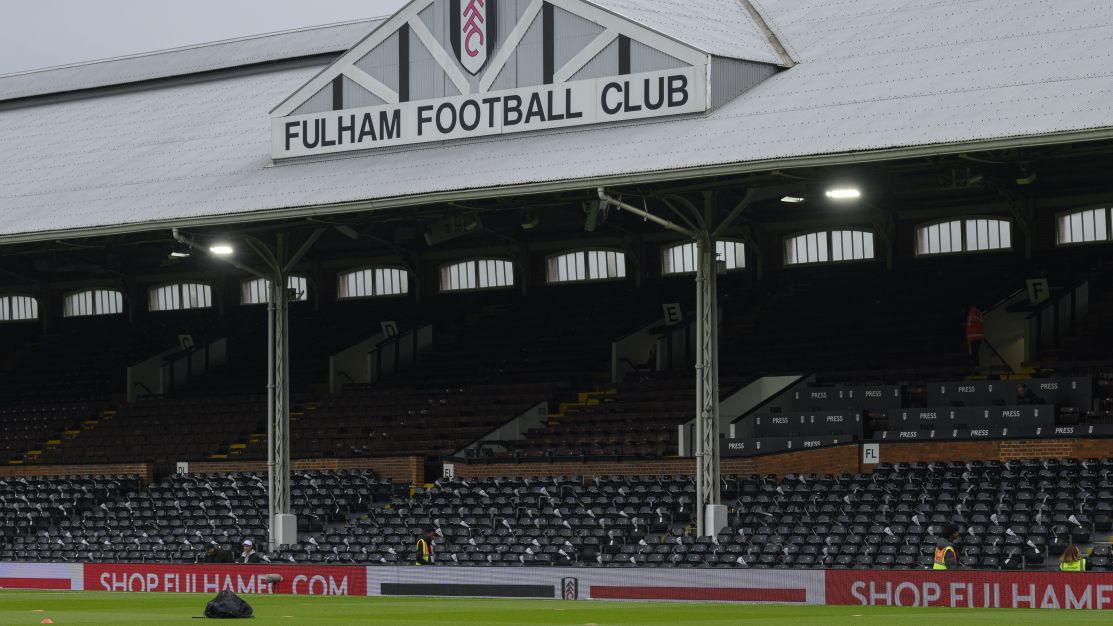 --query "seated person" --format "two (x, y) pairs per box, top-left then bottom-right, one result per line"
(1016, 384), (1044, 405)
(239, 539), (262, 564)
(204, 544), (234, 563)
